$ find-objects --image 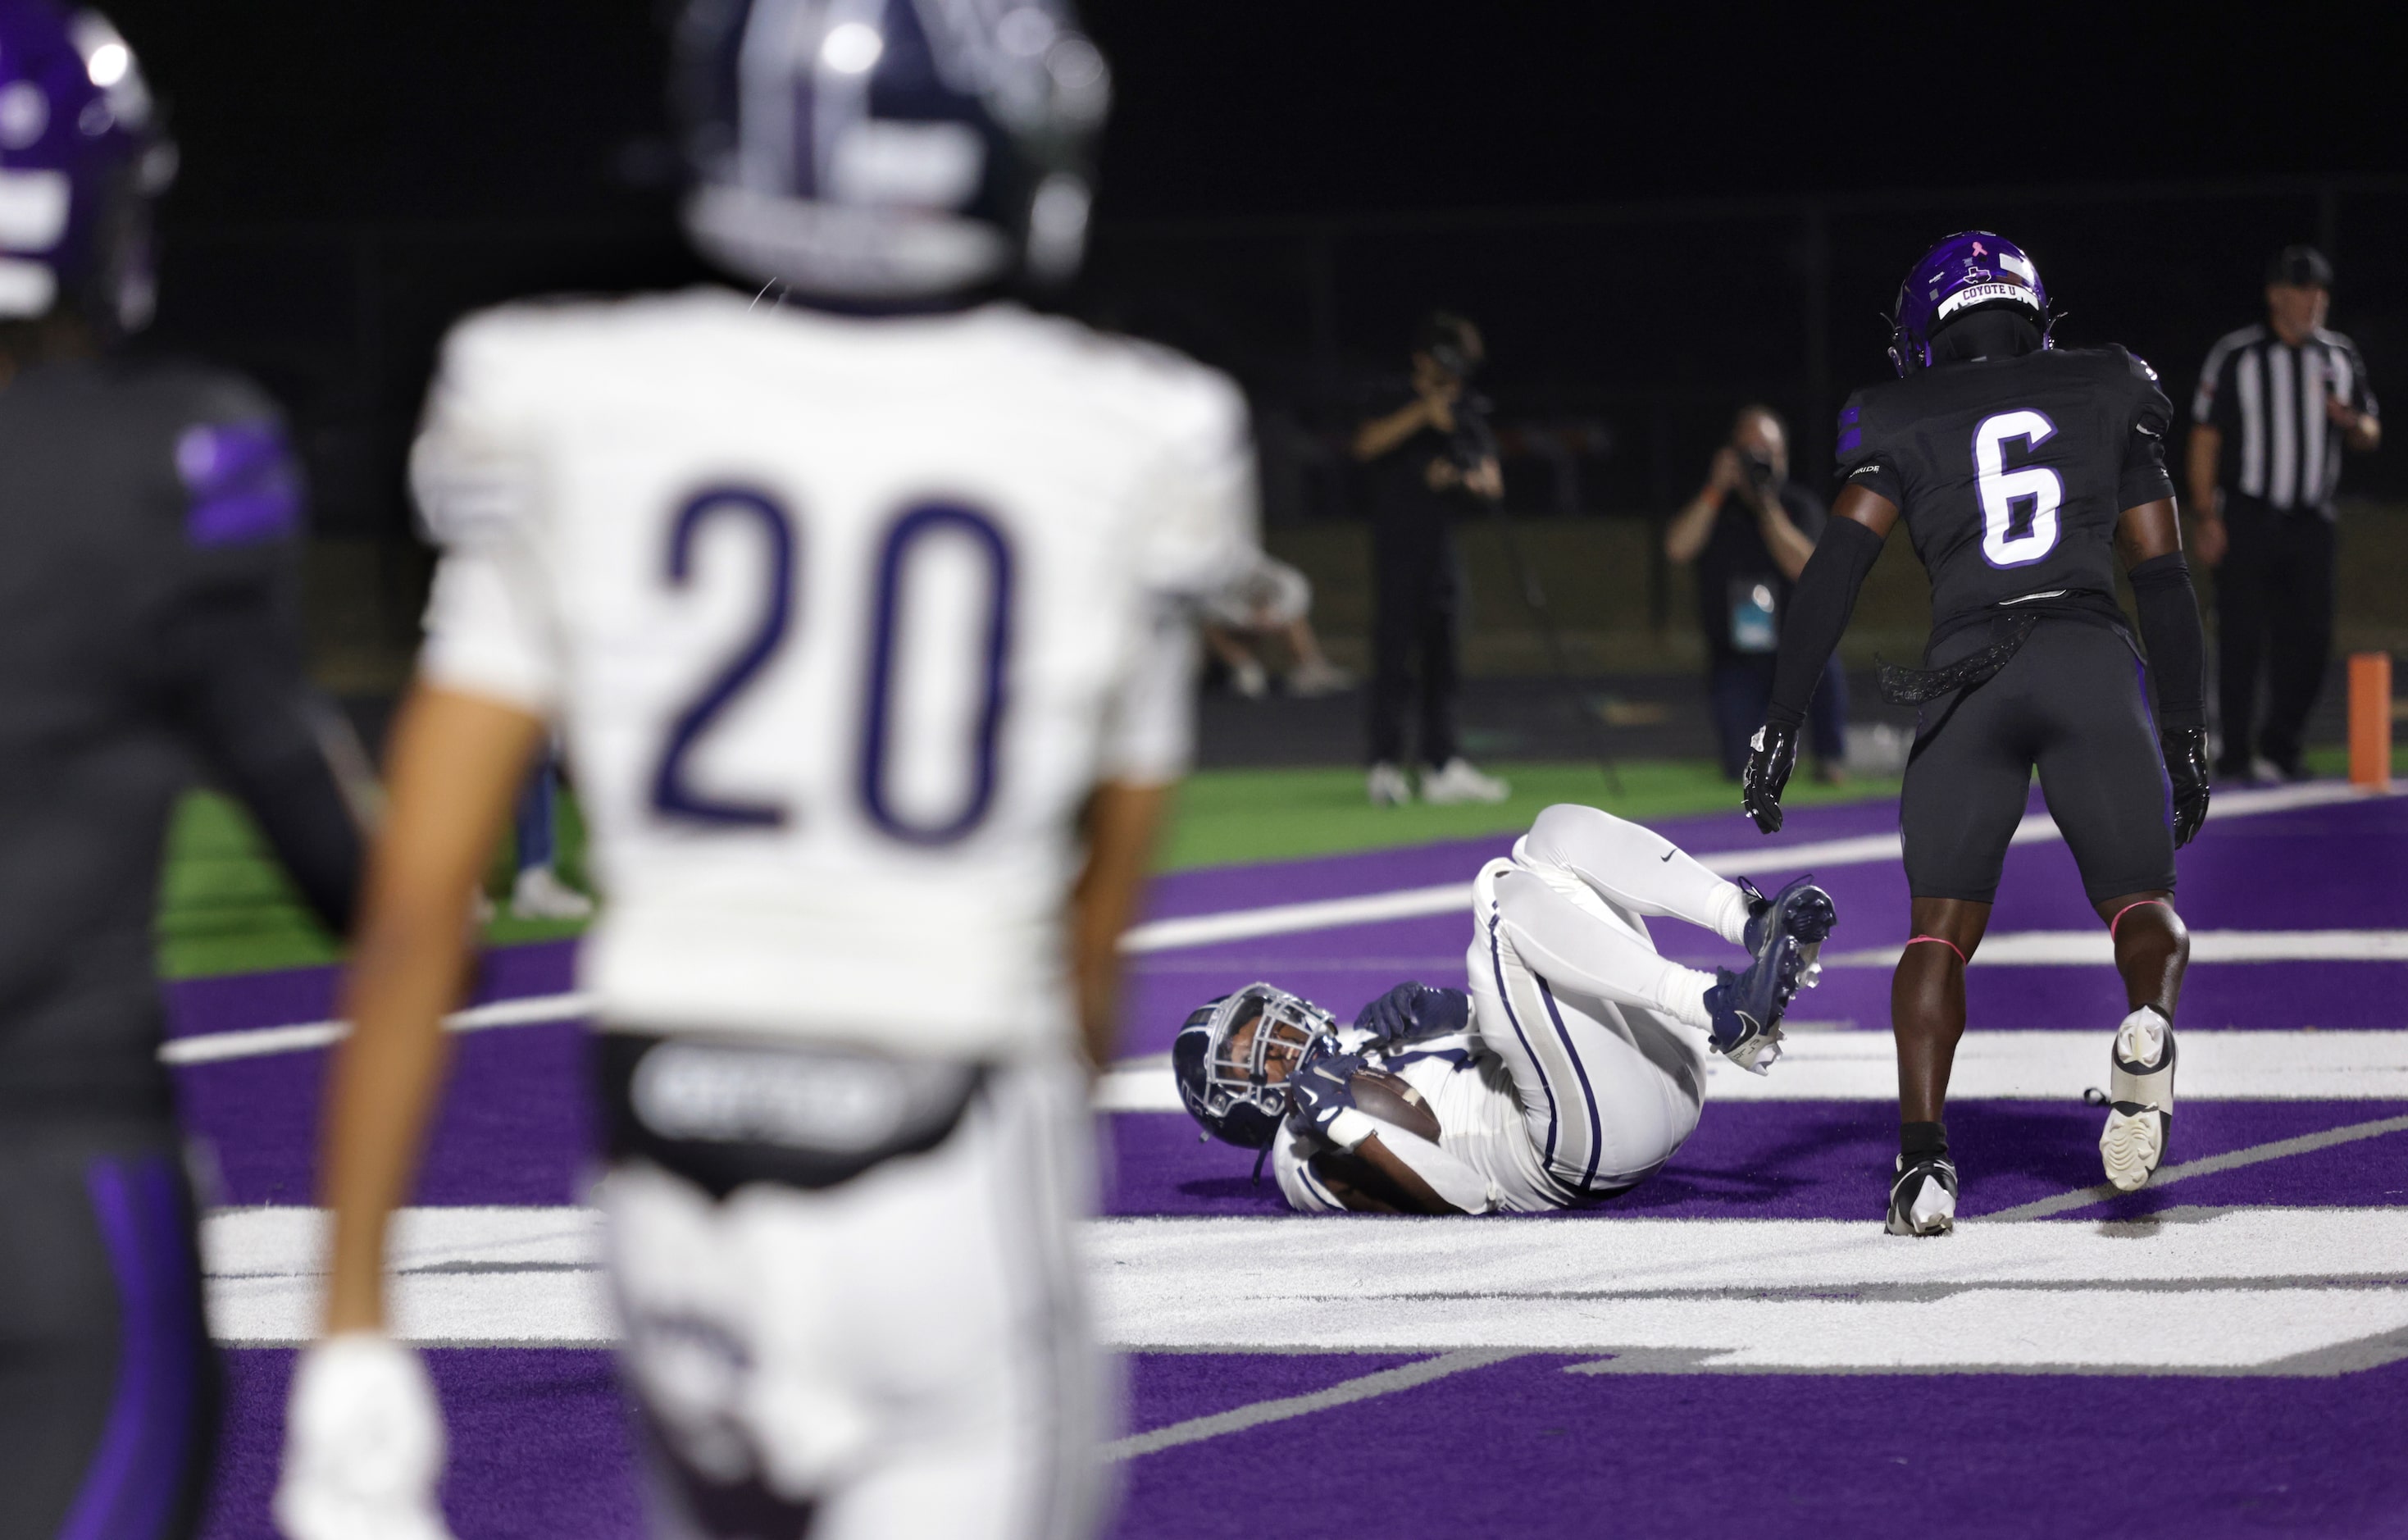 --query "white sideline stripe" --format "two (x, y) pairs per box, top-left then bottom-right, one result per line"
(1114, 781), (2383, 955)
(159, 992), (594, 1066)
(1826, 929), (2408, 967)
(1095, 1029), (2408, 1110)
(200, 1206), (2408, 1366)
